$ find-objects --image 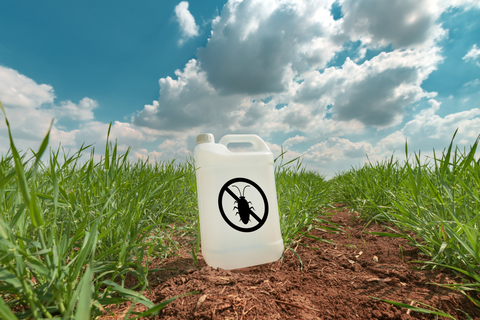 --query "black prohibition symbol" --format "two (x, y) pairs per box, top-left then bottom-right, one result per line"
(218, 177), (269, 232)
